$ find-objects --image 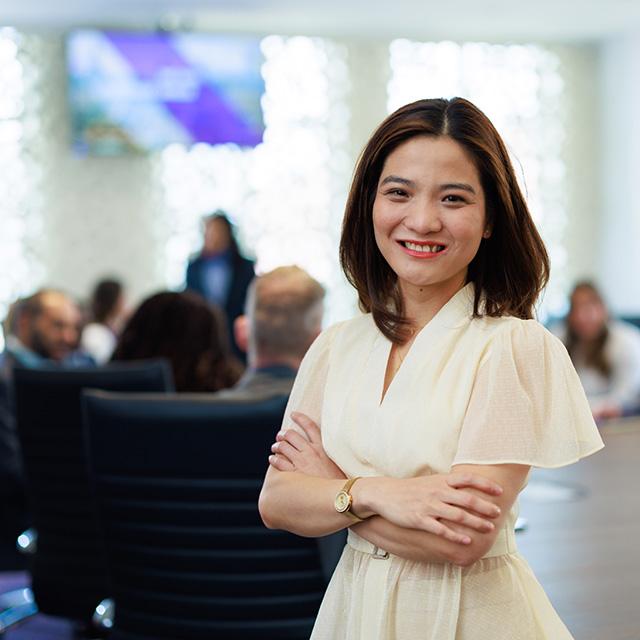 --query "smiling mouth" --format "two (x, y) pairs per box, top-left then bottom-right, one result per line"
(400, 241), (446, 254)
